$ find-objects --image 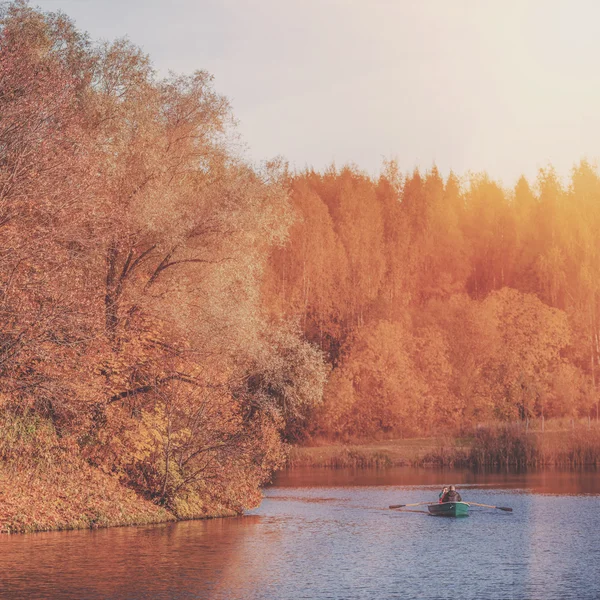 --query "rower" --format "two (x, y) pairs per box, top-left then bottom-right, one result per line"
(442, 485), (462, 502)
